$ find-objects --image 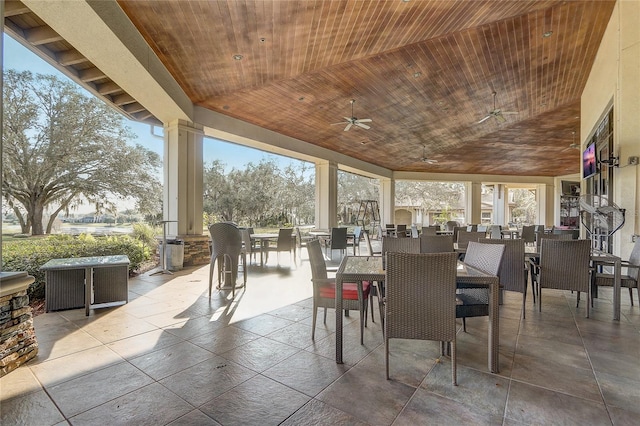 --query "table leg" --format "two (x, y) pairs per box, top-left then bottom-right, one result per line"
(488, 278), (500, 373)
(85, 267), (93, 317)
(613, 258), (621, 321)
(336, 276), (344, 364)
